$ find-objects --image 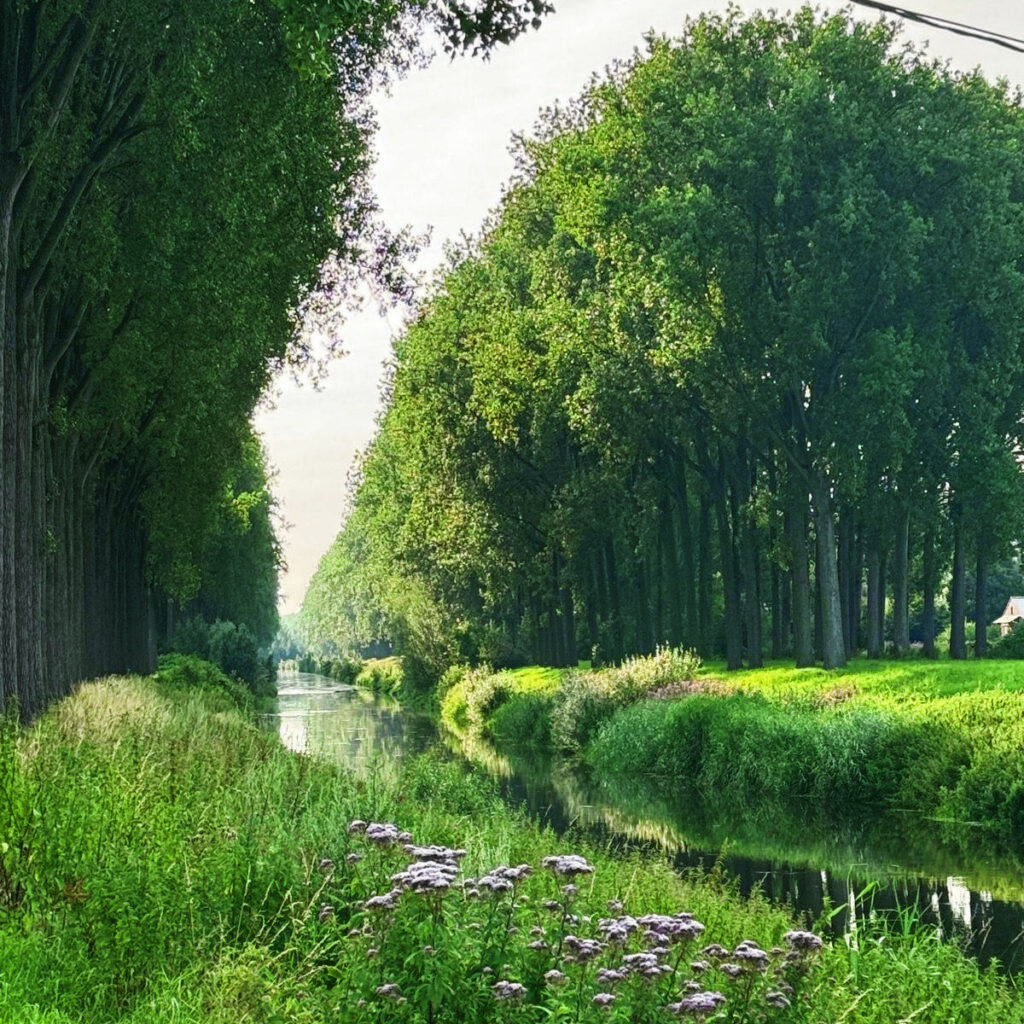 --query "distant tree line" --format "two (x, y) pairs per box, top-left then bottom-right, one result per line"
(0, 0), (552, 719)
(303, 8), (1024, 681)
